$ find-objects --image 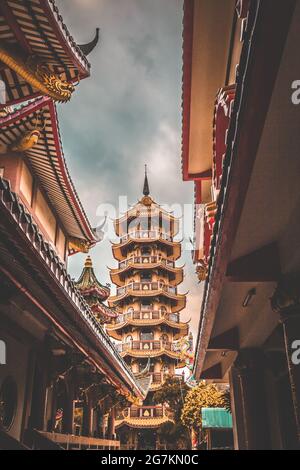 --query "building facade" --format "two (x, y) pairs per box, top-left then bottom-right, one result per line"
(0, 0), (147, 450)
(106, 172), (189, 449)
(181, 0), (300, 449)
